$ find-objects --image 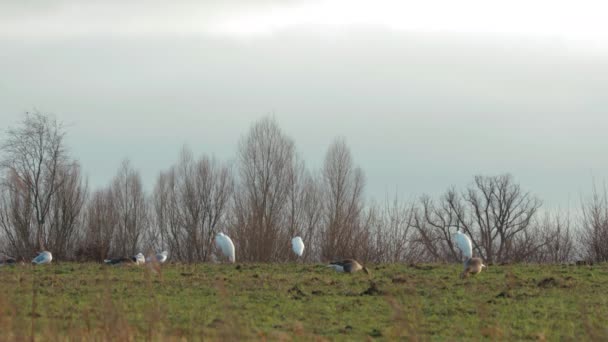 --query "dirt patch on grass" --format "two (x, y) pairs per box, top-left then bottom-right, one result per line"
(538, 277), (559, 288)
(208, 318), (225, 328)
(408, 263), (434, 271)
(361, 281), (383, 296)
(495, 291), (512, 299)
(391, 276), (408, 284)
(288, 285), (307, 300)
